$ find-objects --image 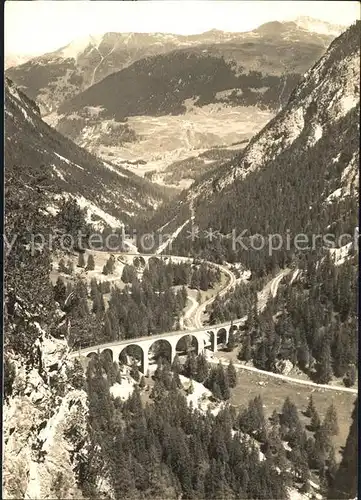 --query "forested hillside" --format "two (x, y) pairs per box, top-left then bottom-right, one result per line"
(144, 22), (359, 263)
